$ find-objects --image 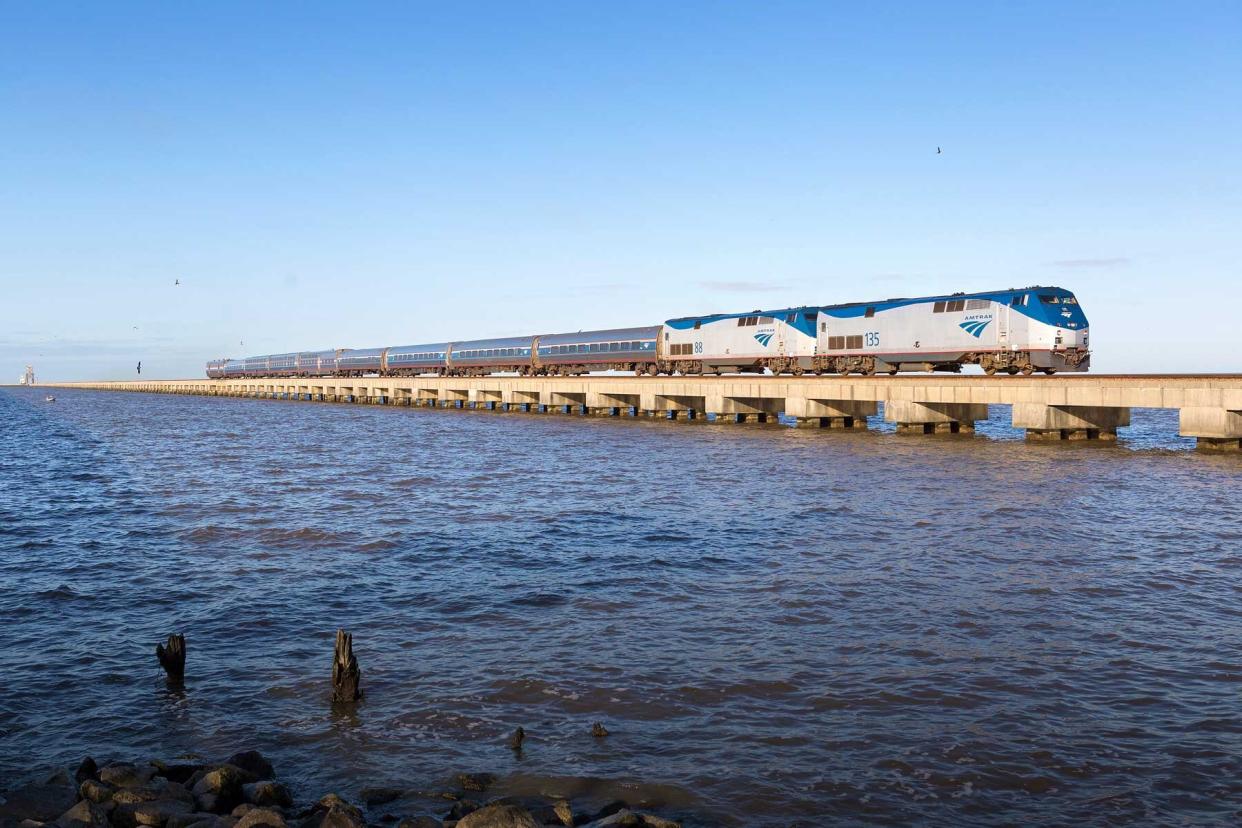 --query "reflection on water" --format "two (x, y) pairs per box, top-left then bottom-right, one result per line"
(1, 387), (1240, 826)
